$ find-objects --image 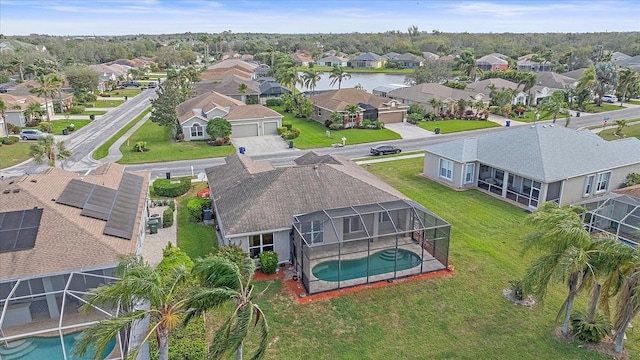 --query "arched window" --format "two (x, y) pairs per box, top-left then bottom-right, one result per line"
(191, 123), (203, 137)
